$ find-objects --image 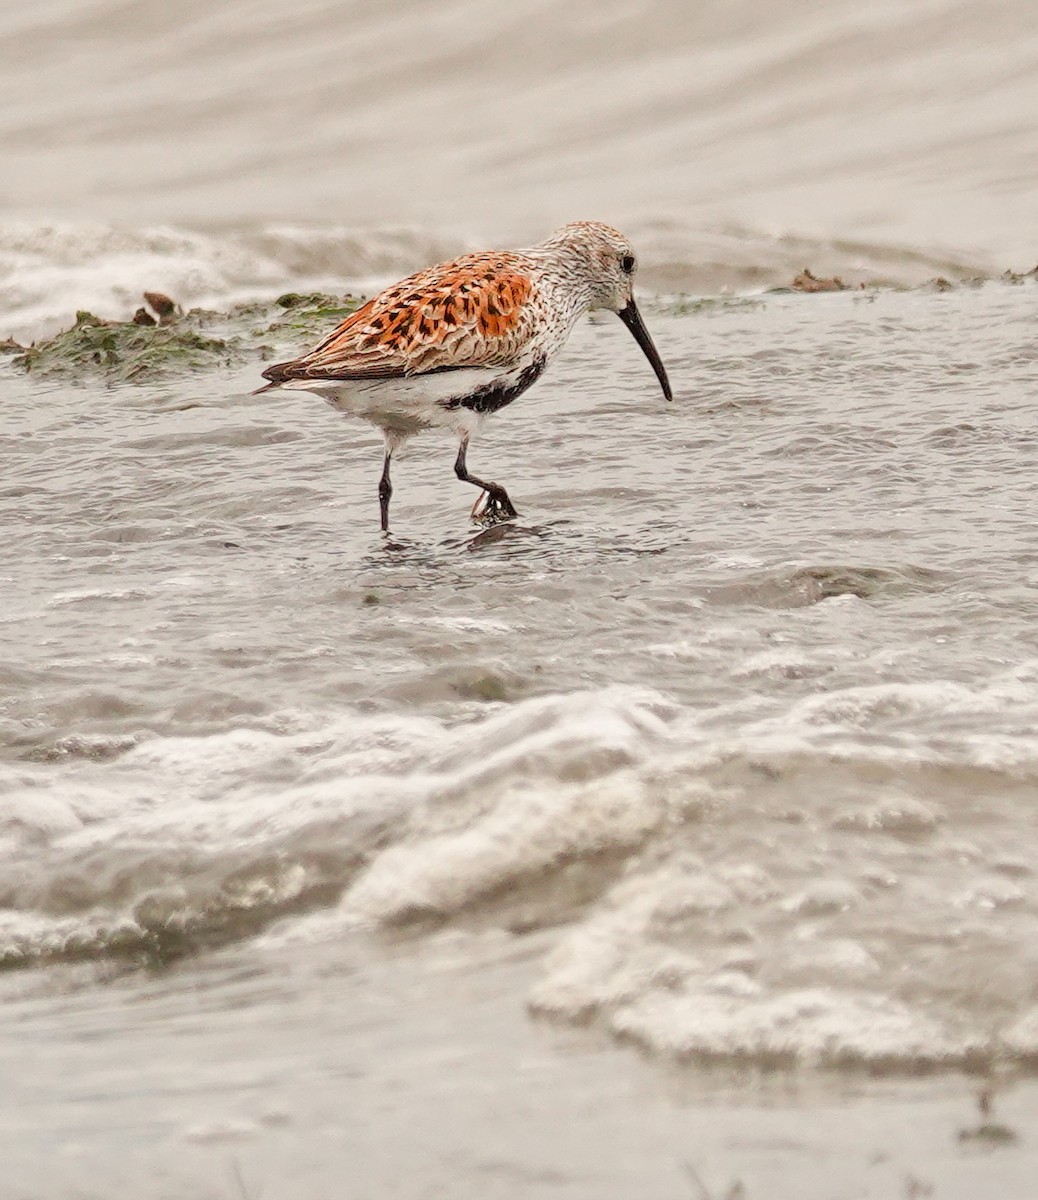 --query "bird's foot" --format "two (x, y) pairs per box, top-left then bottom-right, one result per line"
(471, 487), (518, 526)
